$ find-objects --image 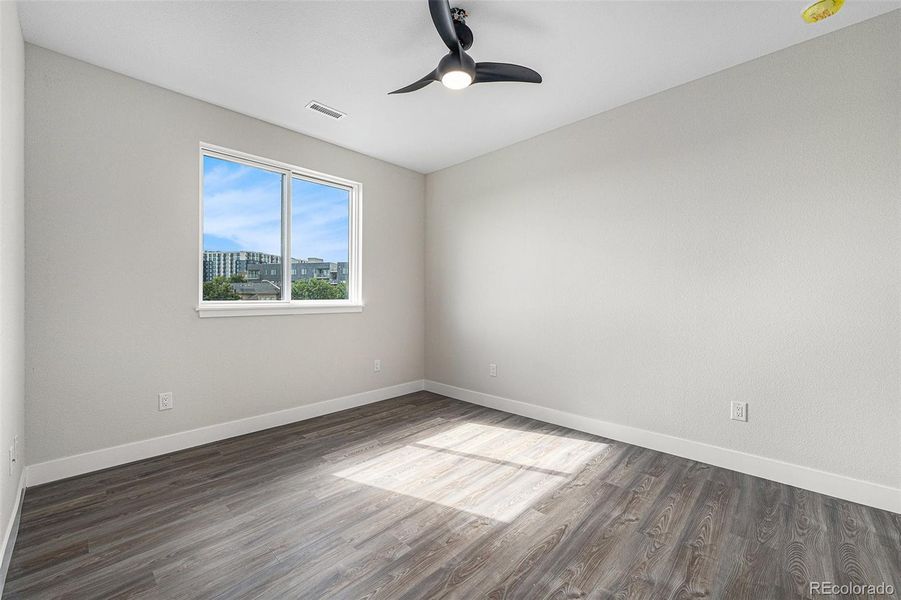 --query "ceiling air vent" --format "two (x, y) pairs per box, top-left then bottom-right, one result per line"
(305, 101), (346, 120)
